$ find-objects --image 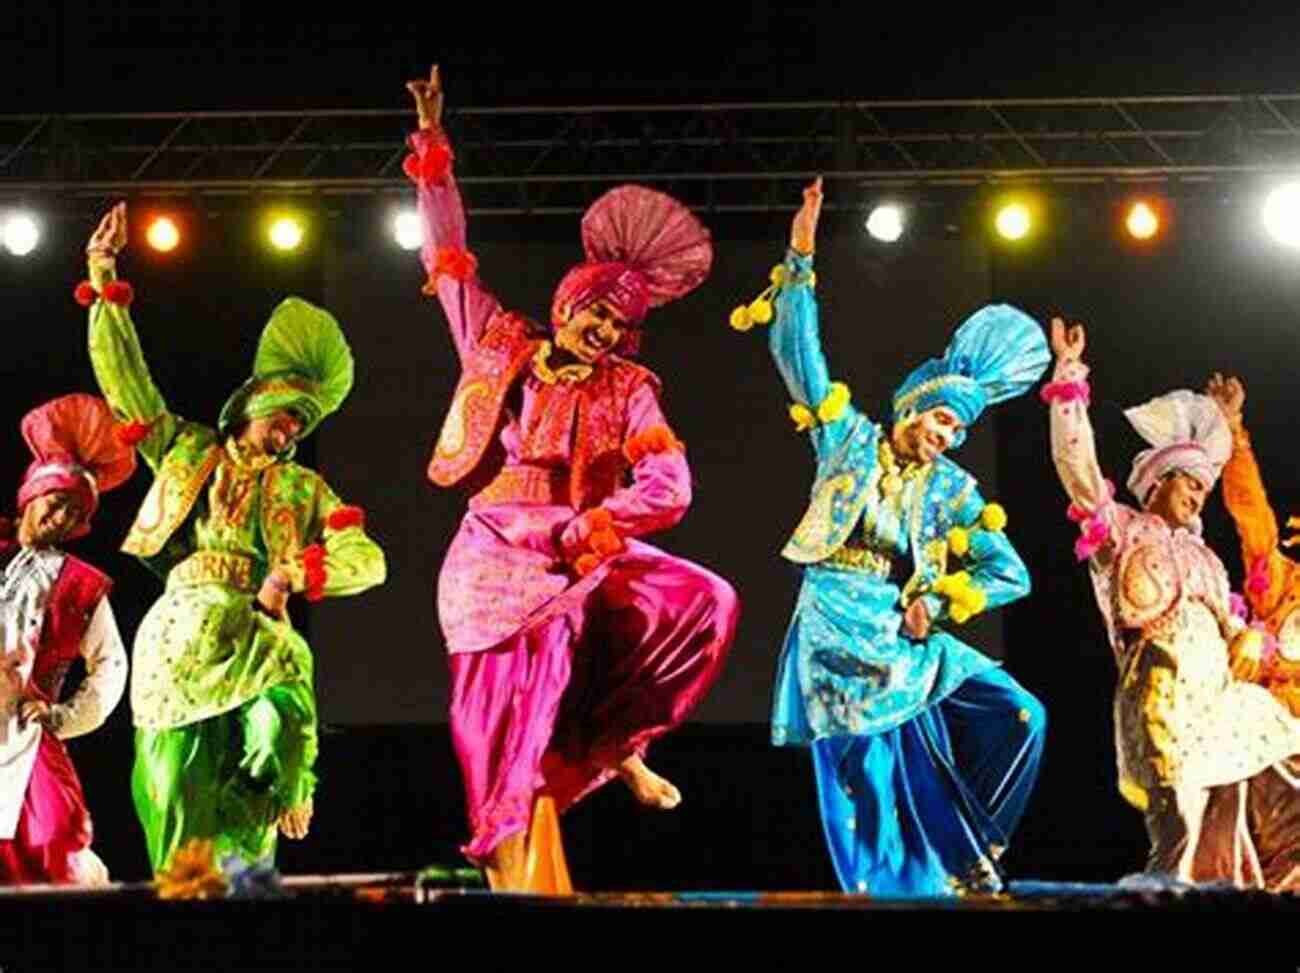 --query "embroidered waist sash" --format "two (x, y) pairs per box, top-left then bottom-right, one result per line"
(168, 550), (261, 593)
(469, 465), (572, 511)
